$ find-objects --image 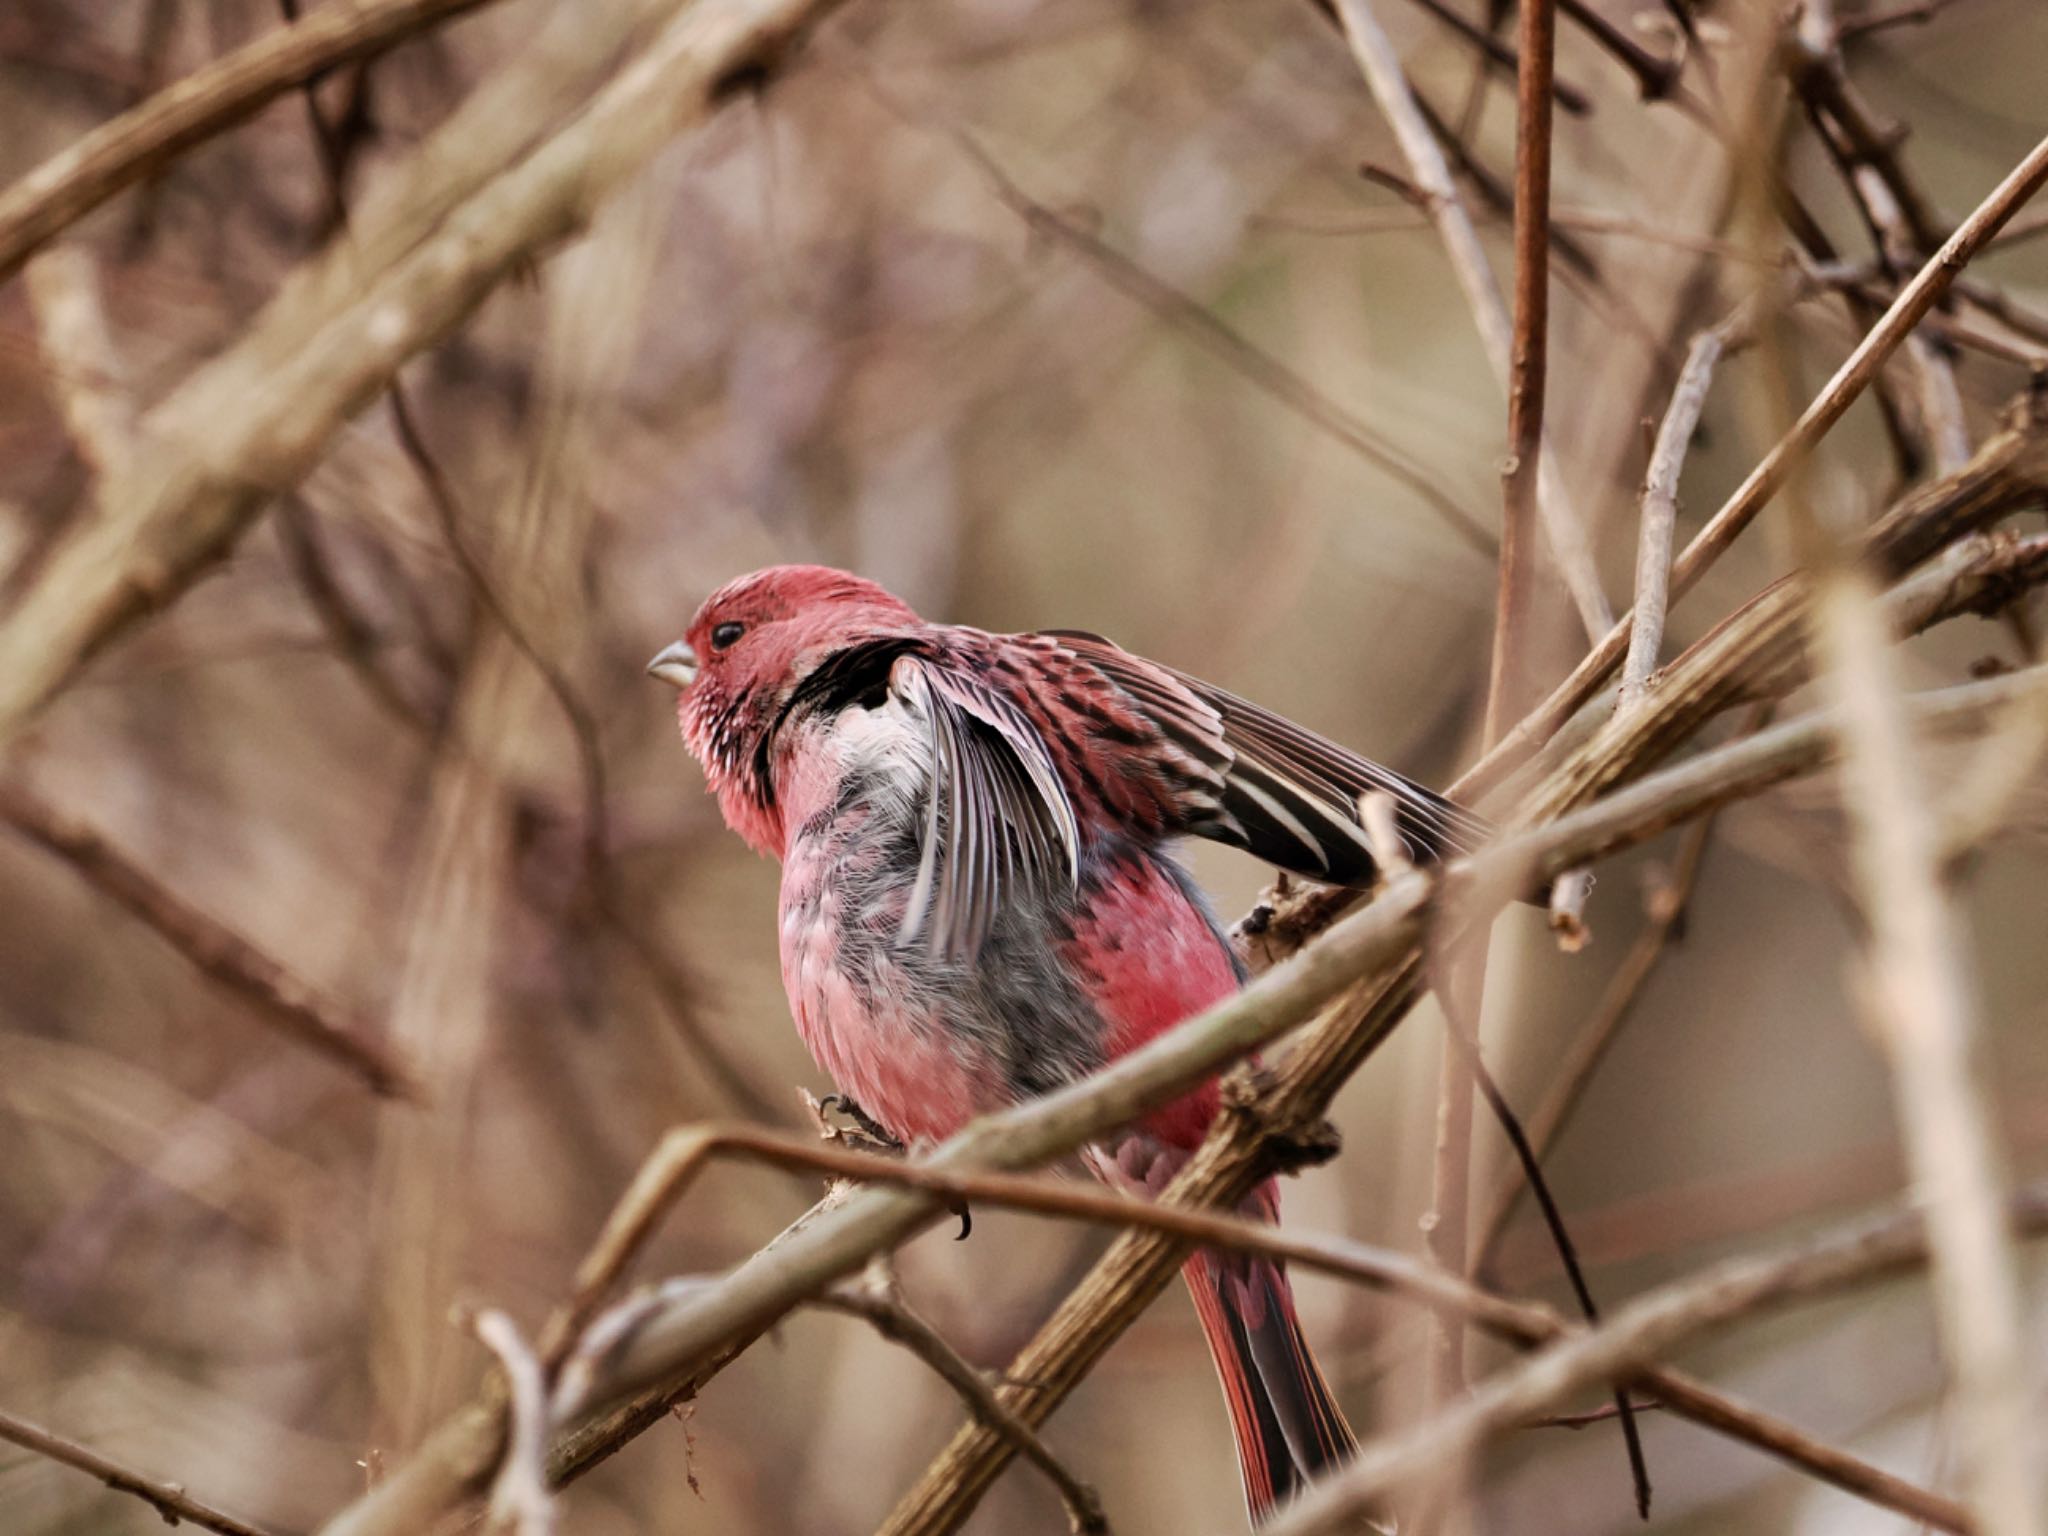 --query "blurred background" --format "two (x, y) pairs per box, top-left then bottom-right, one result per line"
(2, 0), (2047, 1531)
